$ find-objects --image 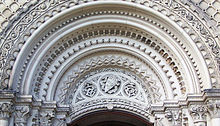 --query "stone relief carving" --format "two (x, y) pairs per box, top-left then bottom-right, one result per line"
(34, 28), (179, 100)
(66, 68), (153, 105)
(123, 82), (138, 97)
(39, 110), (55, 126)
(0, 0), (217, 94)
(14, 106), (30, 126)
(0, 0), (219, 126)
(65, 68), (152, 121)
(207, 99), (220, 118)
(82, 82), (97, 98)
(0, 102), (13, 119)
(165, 109), (182, 126)
(154, 116), (164, 126)
(189, 105), (208, 126)
(99, 74), (121, 94)
(69, 97), (150, 121)
(58, 54), (162, 104)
